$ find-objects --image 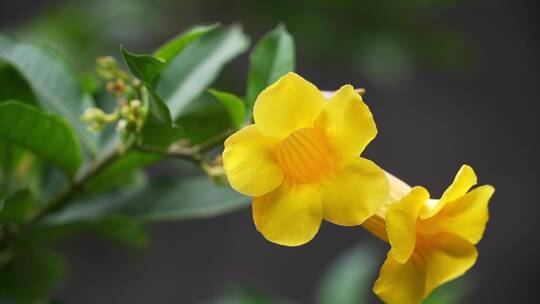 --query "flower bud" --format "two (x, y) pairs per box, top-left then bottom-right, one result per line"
(130, 99), (142, 109)
(106, 79), (127, 97)
(81, 108), (108, 131)
(81, 108), (105, 122)
(116, 119), (128, 133)
(96, 56), (118, 79)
